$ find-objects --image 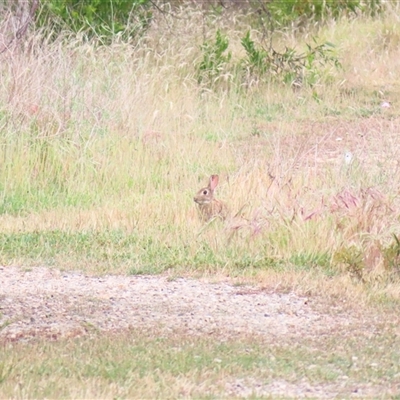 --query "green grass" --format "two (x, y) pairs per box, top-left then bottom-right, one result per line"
(0, 230), (290, 275)
(0, 328), (399, 398)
